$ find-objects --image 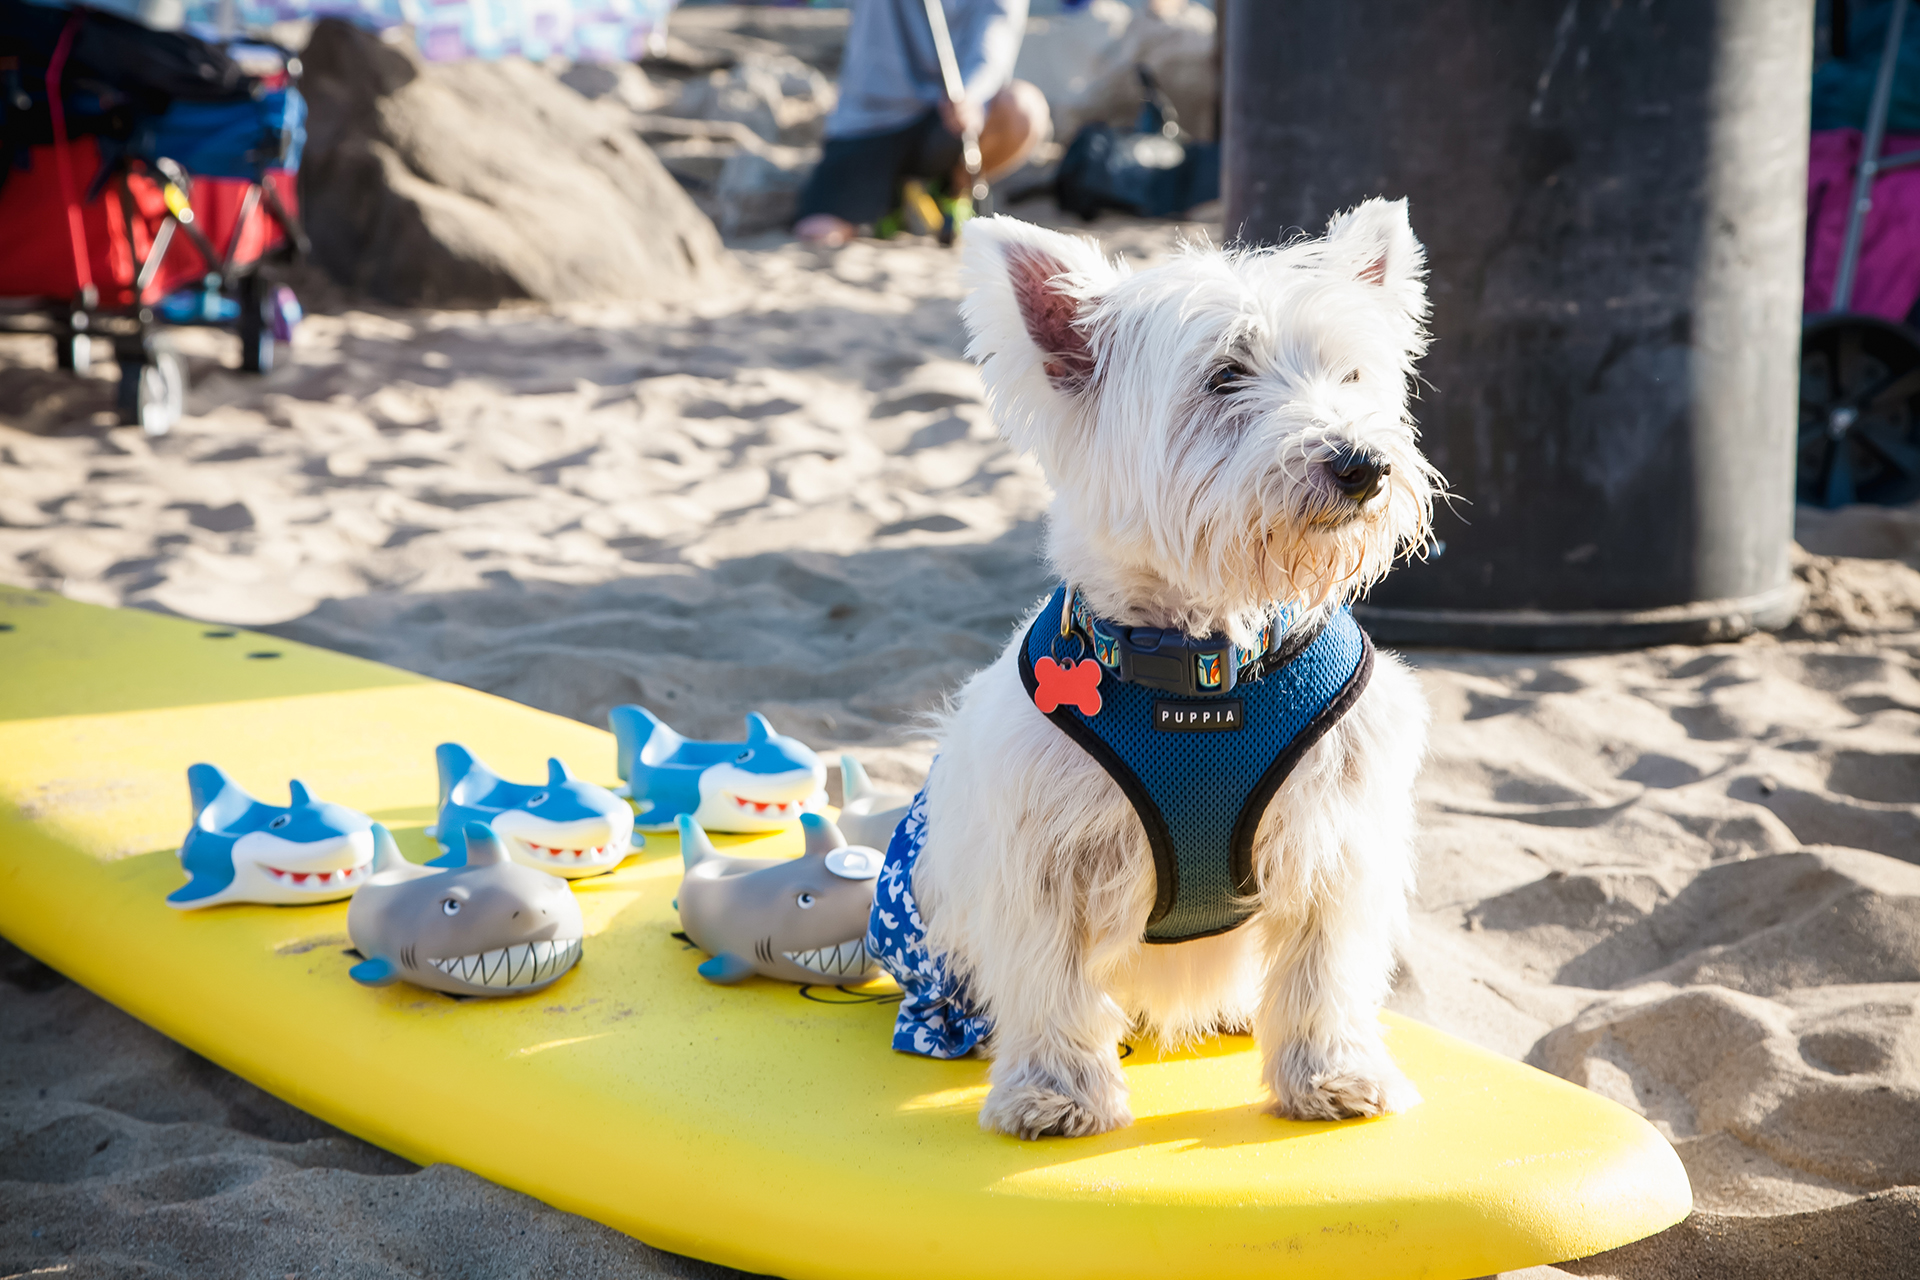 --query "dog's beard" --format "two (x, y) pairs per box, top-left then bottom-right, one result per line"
(1213, 437), (1437, 620)
(1260, 523), (1387, 614)
(1058, 442), (1434, 644)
